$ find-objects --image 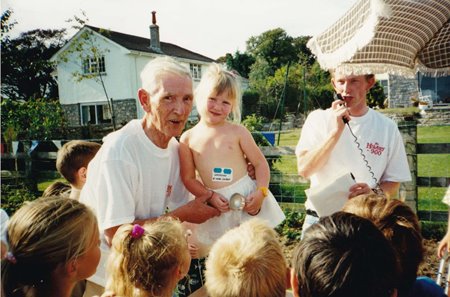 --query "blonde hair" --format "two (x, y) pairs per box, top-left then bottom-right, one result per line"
(342, 194), (423, 295)
(42, 181), (71, 197)
(1, 196), (98, 297)
(205, 218), (287, 297)
(140, 56), (192, 96)
(195, 63), (242, 123)
(106, 218), (189, 297)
